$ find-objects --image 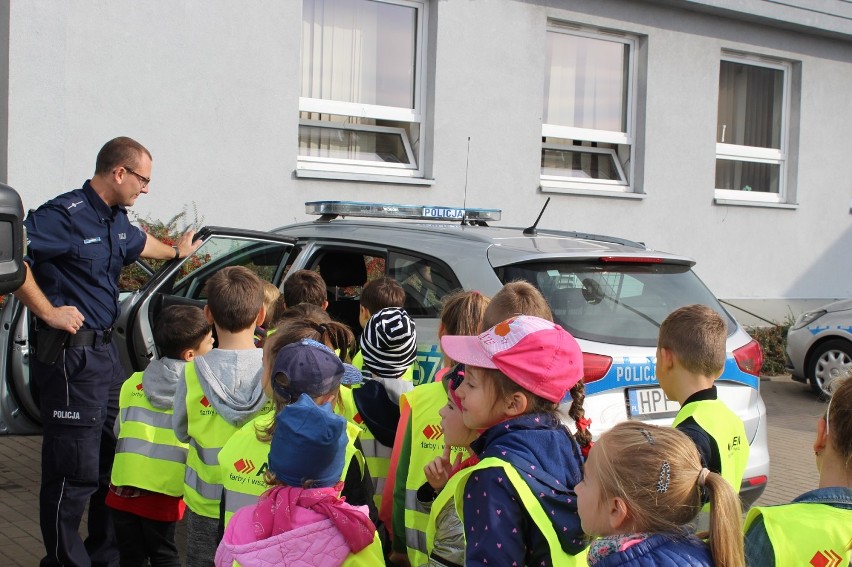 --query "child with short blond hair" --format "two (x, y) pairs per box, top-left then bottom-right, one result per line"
(656, 304), (749, 498)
